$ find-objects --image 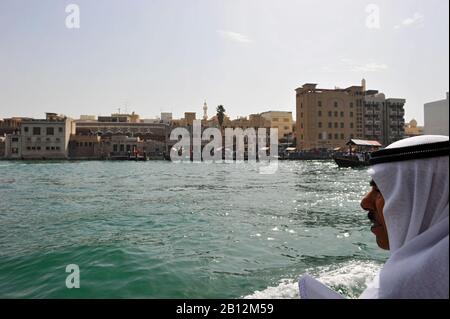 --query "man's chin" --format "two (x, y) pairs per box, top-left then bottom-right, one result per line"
(375, 236), (390, 250)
